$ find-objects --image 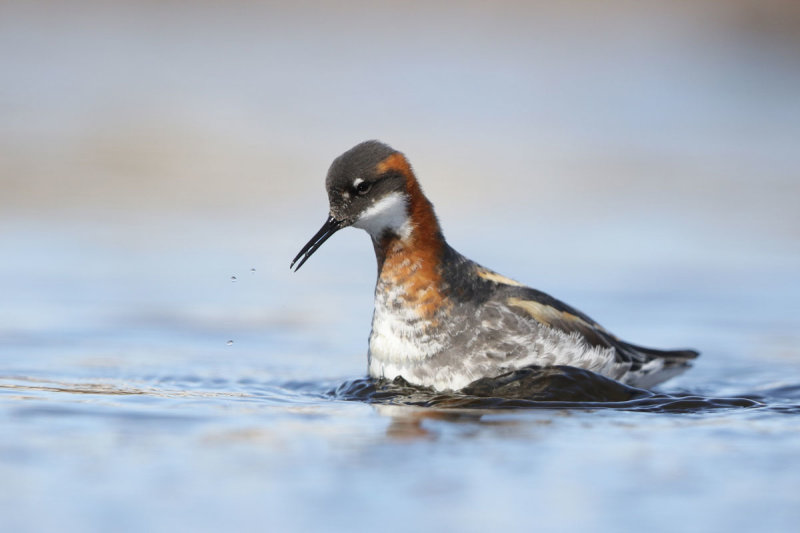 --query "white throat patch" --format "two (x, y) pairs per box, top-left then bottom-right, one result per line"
(352, 192), (411, 239)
